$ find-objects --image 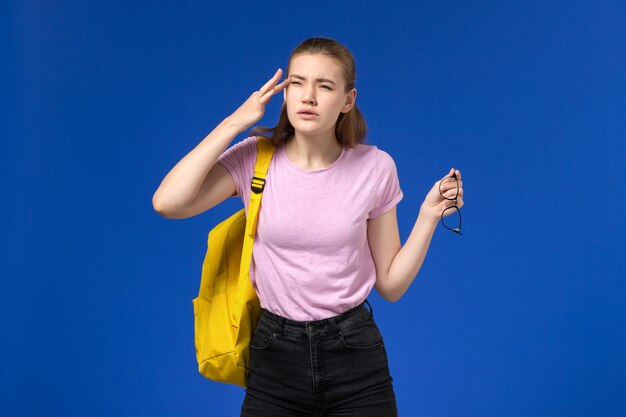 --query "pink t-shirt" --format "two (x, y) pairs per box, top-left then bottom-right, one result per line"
(217, 136), (403, 321)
